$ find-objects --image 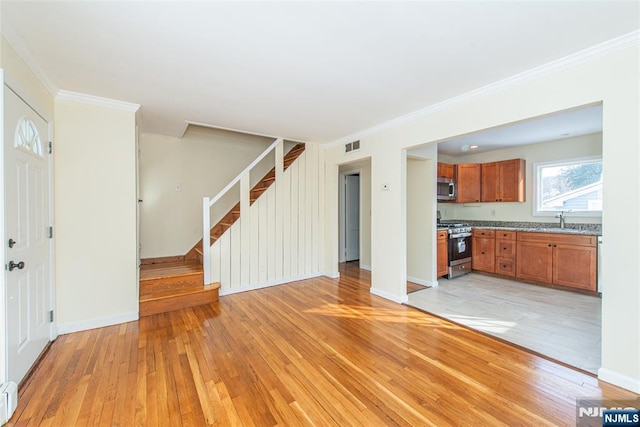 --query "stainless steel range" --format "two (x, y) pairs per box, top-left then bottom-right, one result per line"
(438, 223), (472, 279)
